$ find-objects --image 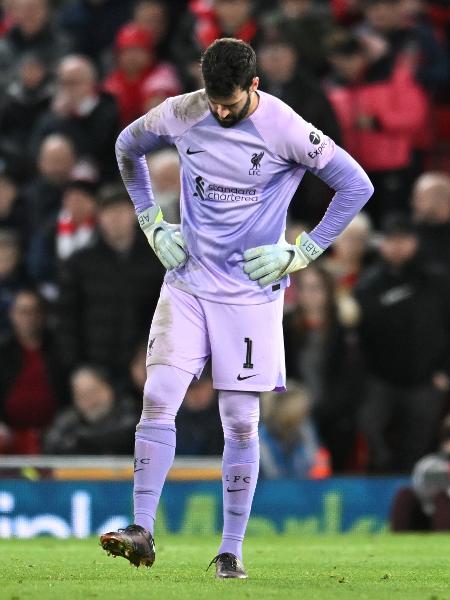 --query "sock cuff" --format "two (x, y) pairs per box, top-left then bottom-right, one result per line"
(136, 420), (176, 447)
(221, 534), (244, 543)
